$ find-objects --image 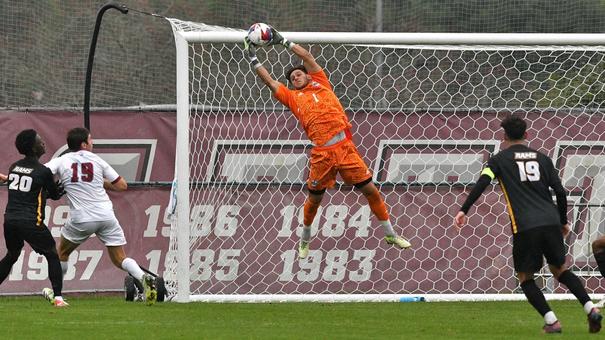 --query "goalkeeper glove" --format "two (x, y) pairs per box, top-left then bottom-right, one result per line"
(269, 26), (295, 49)
(244, 36), (261, 69)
